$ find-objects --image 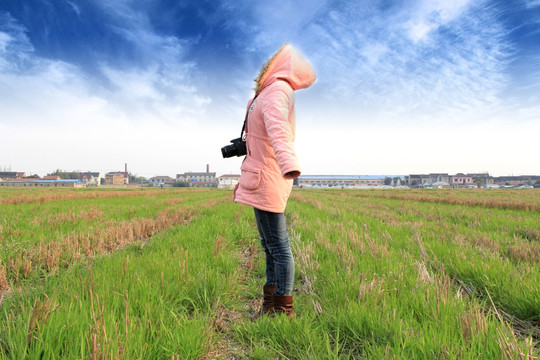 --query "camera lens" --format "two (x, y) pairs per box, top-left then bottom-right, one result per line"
(221, 146), (229, 158)
(221, 144), (235, 158)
